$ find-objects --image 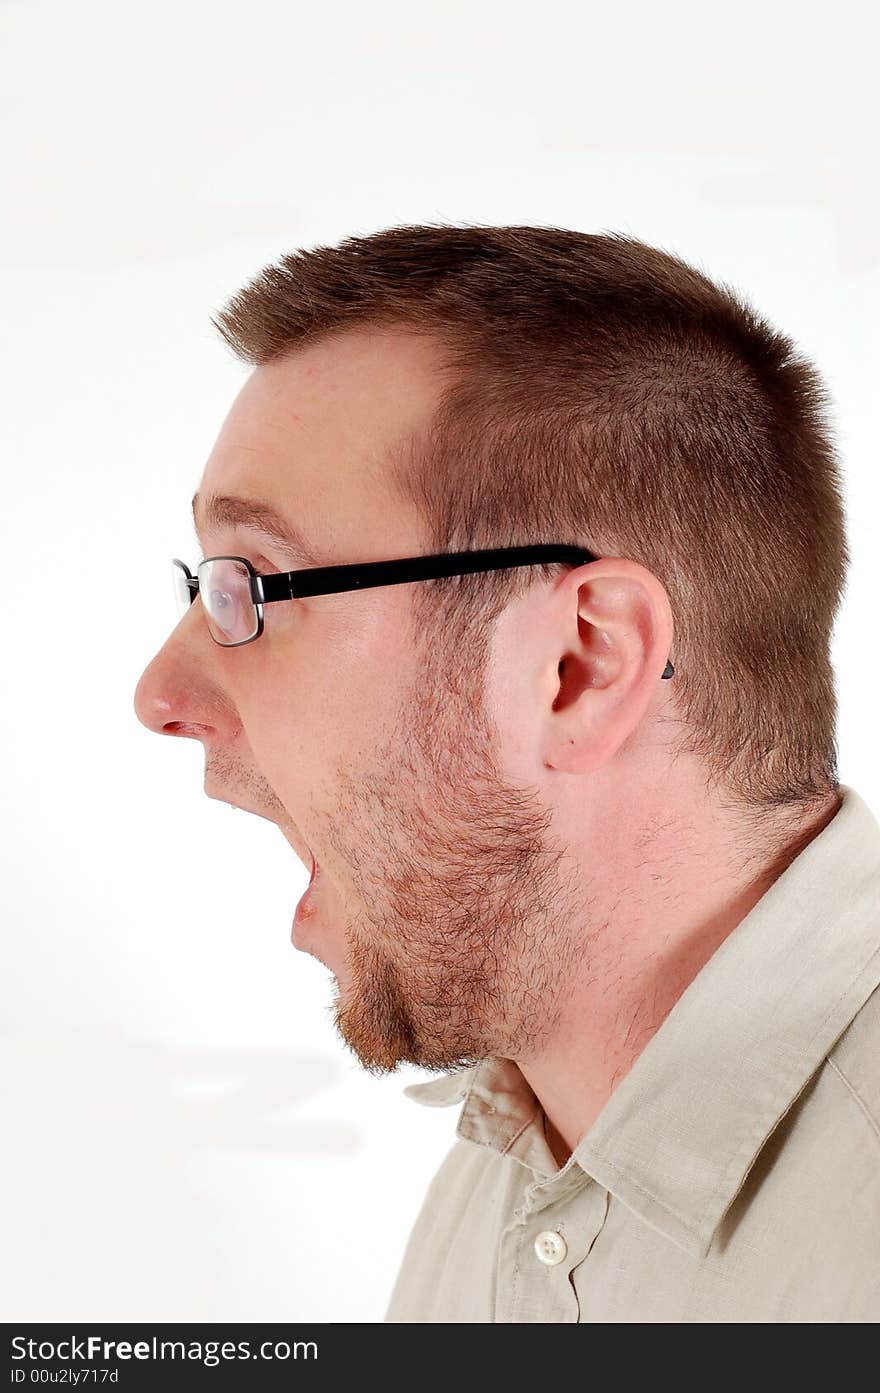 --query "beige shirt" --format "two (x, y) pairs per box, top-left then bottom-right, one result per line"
(385, 784), (880, 1322)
